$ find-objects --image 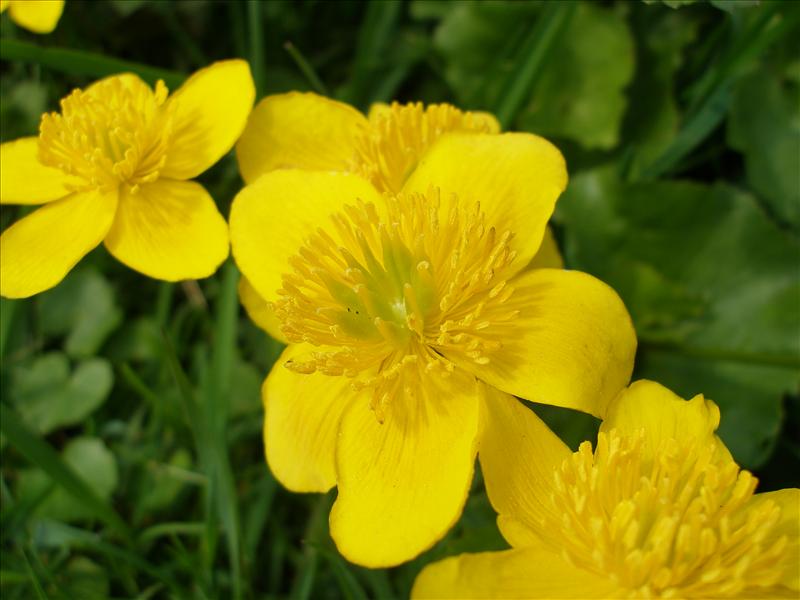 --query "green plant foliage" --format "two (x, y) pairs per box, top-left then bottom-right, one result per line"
(38, 267), (123, 358)
(558, 166), (799, 466)
(728, 68), (800, 229)
(9, 353), (114, 435)
(17, 437), (119, 523)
